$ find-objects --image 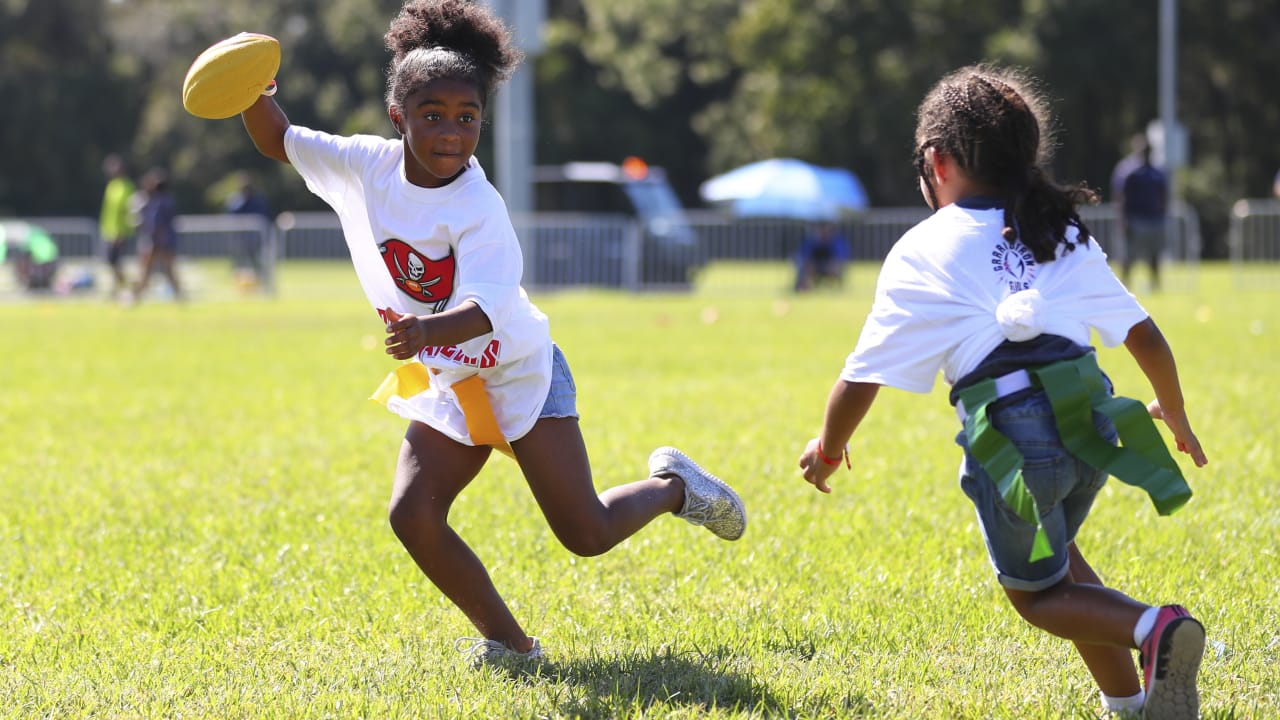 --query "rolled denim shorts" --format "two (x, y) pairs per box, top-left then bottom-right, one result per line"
(538, 344), (579, 419)
(955, 389), (1118, 592)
